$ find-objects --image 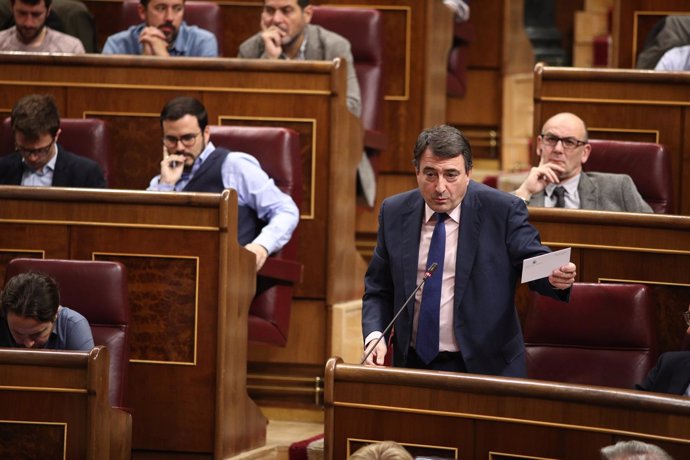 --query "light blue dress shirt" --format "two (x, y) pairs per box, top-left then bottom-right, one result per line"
(102, 22), (218, 56)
